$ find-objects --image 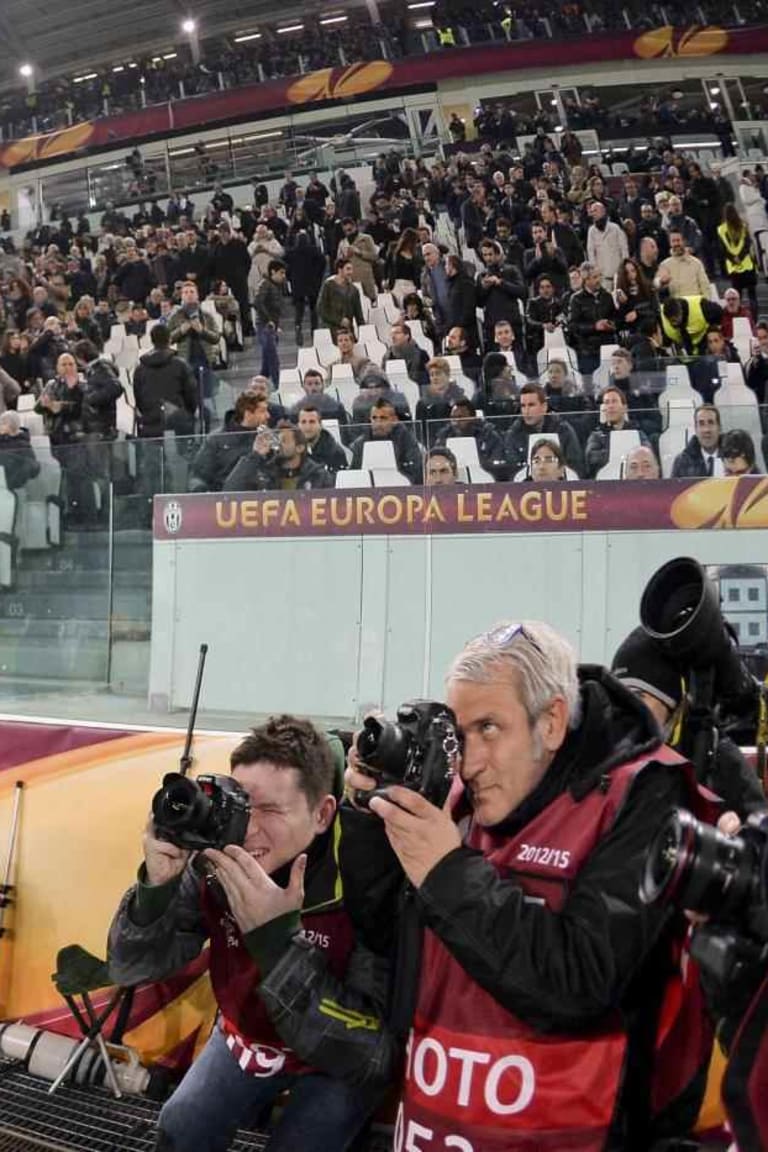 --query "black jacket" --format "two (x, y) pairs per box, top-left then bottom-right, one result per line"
(434, 419), (505, 474)
(209, 238), (251, 289)
(81, 359), (123, 439)
(223, 451), (332, 492)
(444, 273), (478, 338)
(285, 240), (326, 300)
(340, 668), (698, 1147)
(112, 258), (155, 304)
(36, 377), (84, 447)
(503, 412), (583, 476)
(475, 263), (526, 332)
(671, 434), (721, 479)
(526, 294), (564, 353)
(133, 348), (197, 439)
(190, 421), (257, 491)
(108, 818), (397, 1092)
(746, 353), (768, 405)
(350, 424), (423, 485)
(306, 428), (348, 474)
(585, 420), (650, 477)
(523, 246), (569, 294)
(0, 428), (40, 489)
(568, 287), (617, 357)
